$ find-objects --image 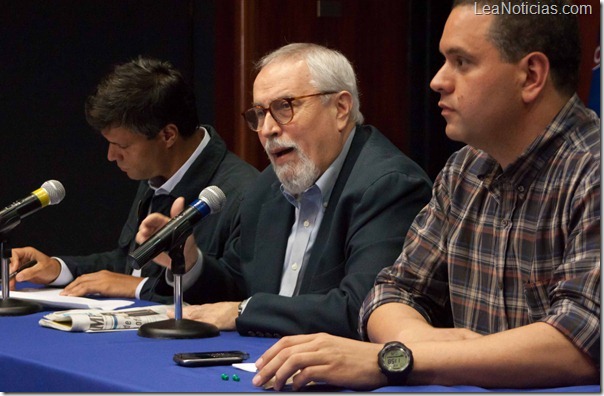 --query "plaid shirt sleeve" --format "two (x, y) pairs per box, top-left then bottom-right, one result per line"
(540, 158), (600, 365)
